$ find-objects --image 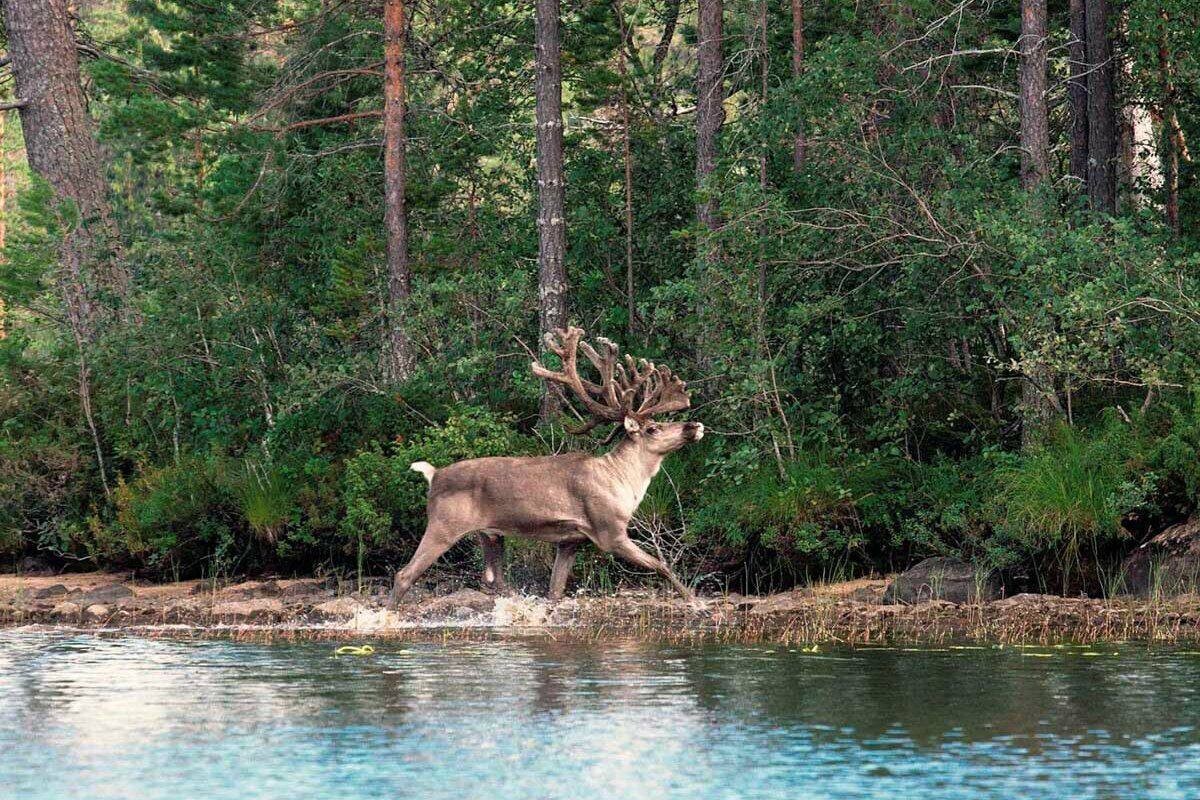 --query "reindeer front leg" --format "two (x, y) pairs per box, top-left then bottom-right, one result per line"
(604, 534), (697, 605)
